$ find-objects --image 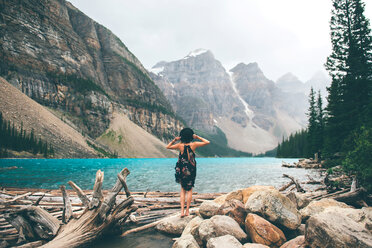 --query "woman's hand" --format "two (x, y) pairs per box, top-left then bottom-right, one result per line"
(193, 134), (198, 139)
(174, 136), (181, 141)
